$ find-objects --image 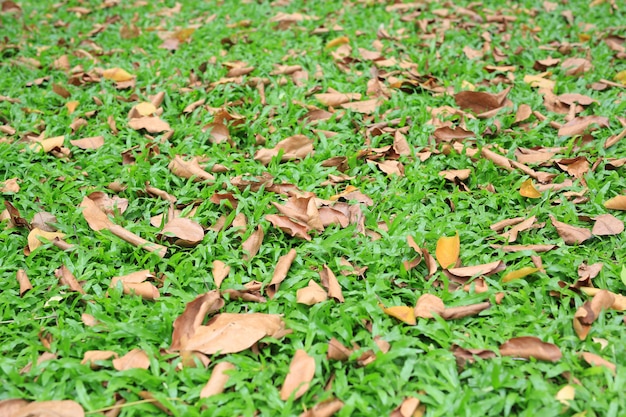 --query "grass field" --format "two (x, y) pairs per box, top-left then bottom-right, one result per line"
(1, 0), (625, 416)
